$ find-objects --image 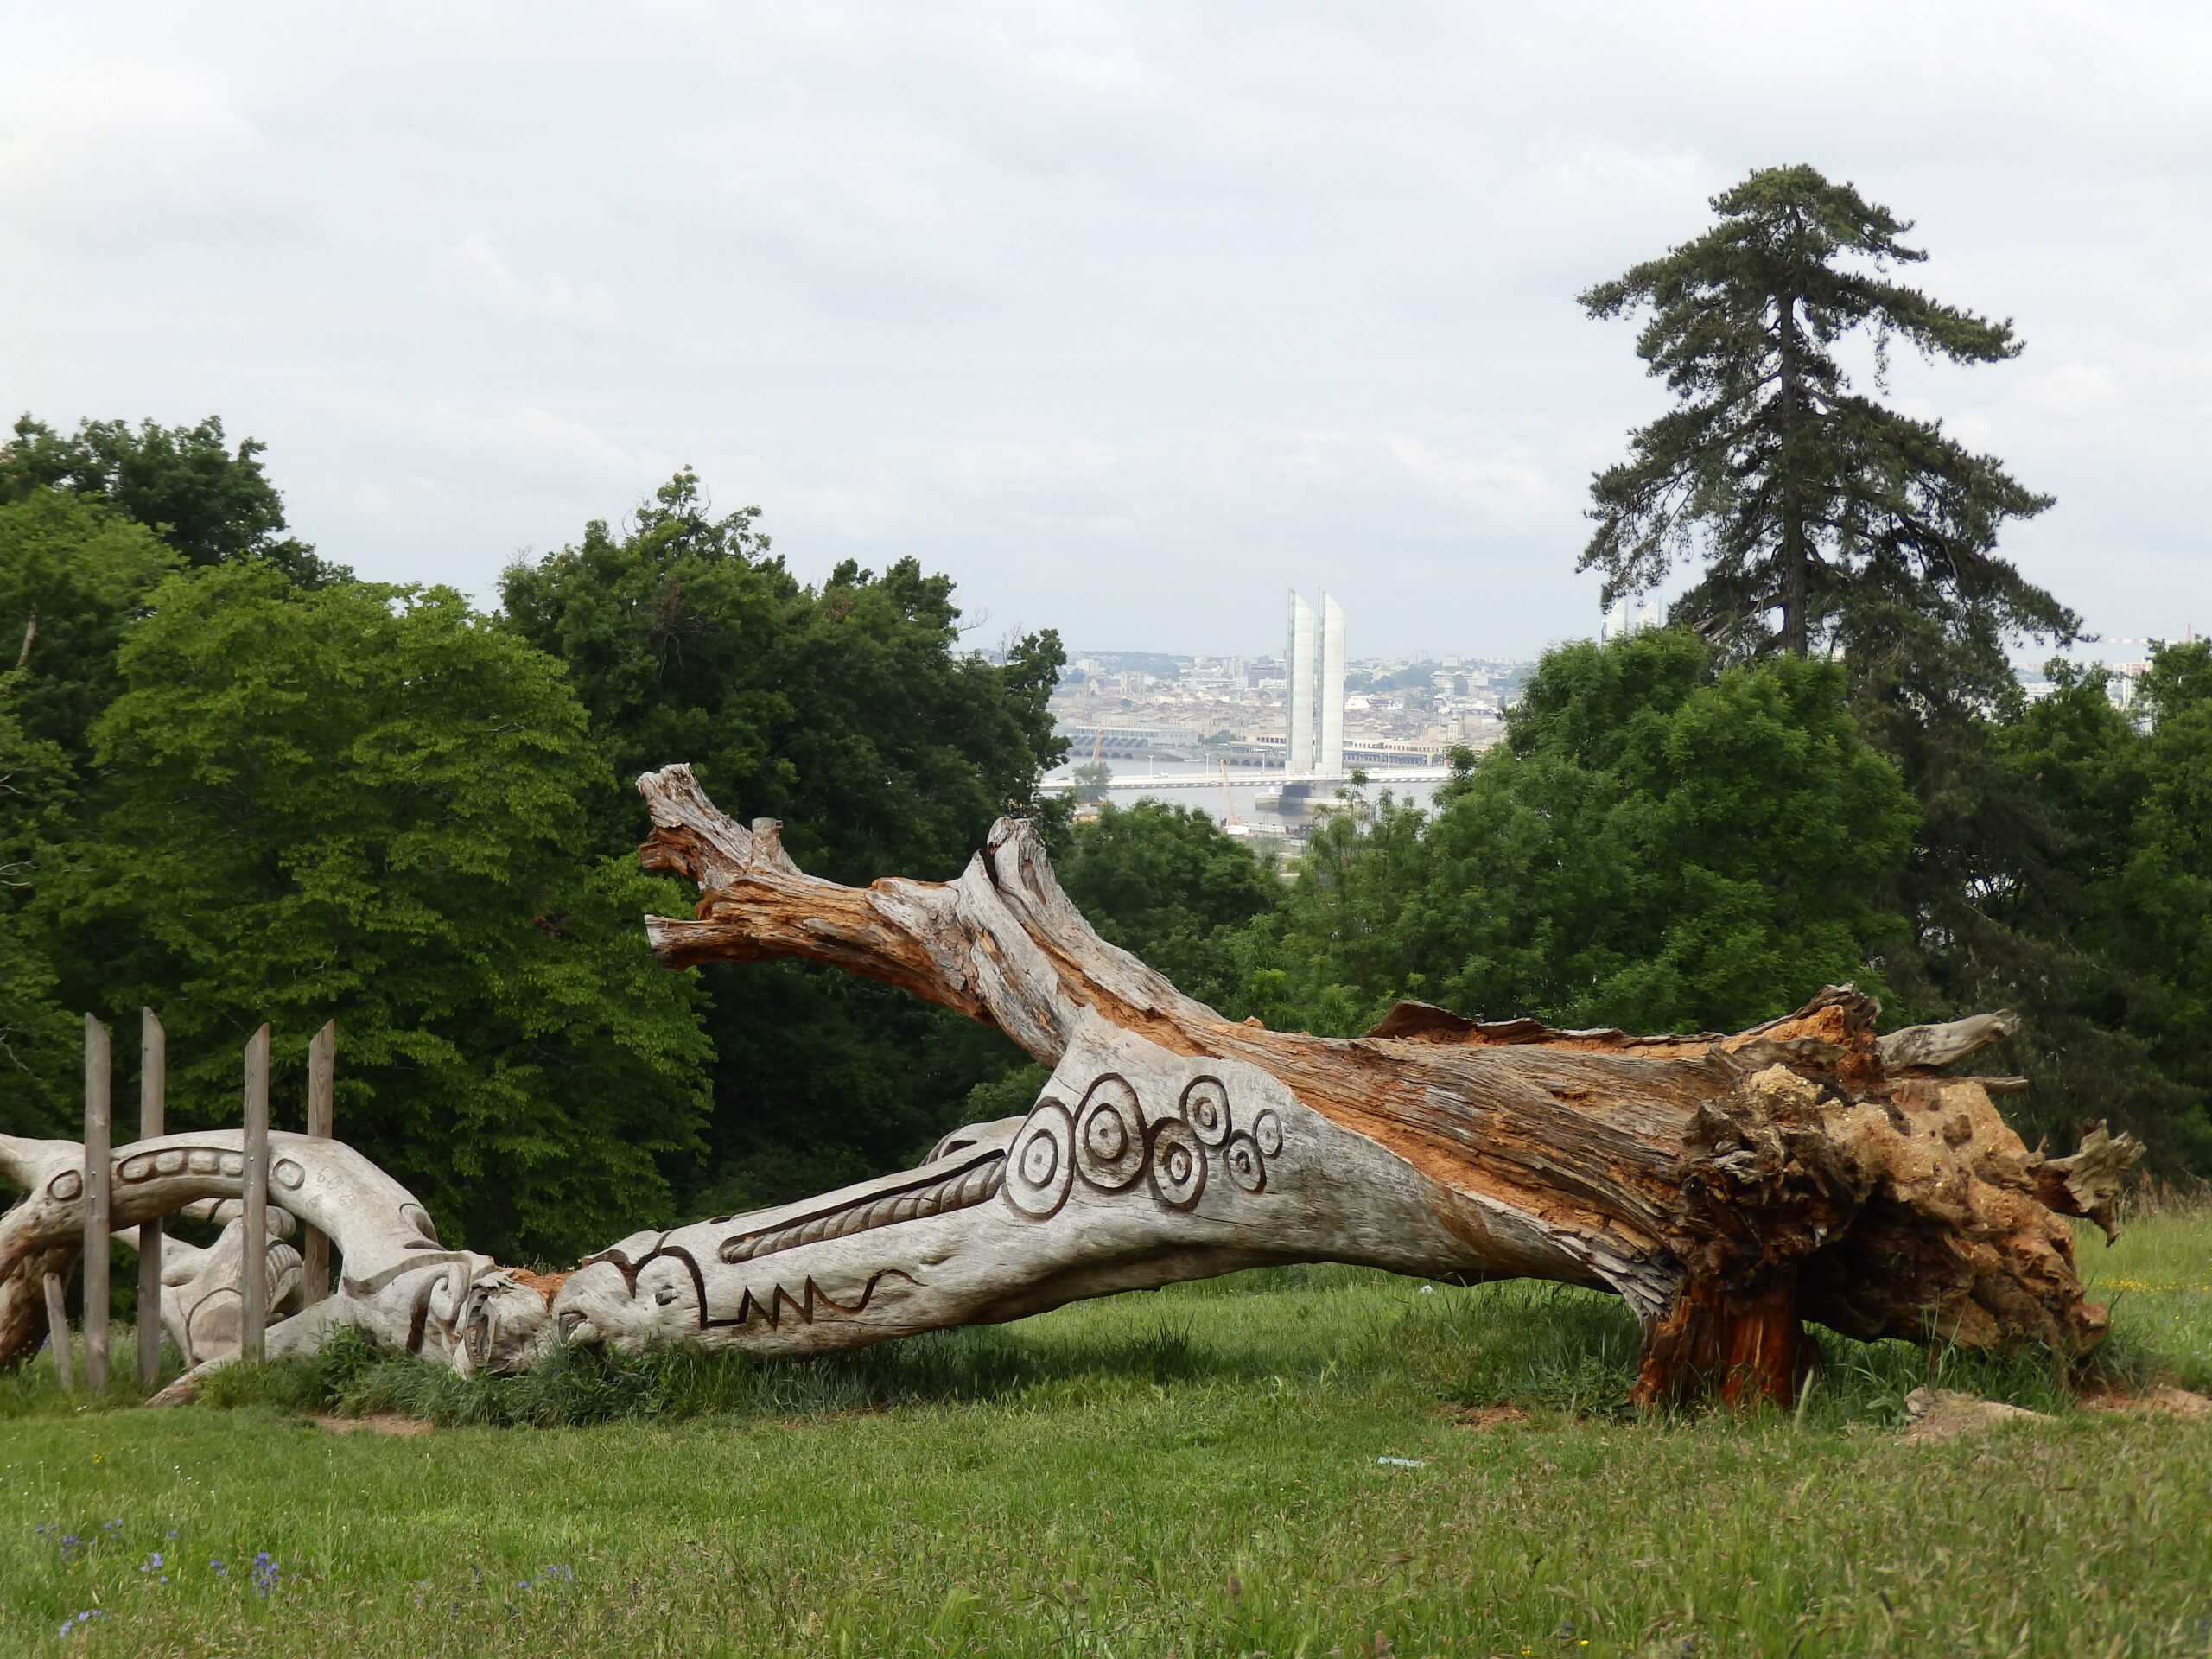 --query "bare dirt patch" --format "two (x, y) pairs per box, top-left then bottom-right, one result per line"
(1901, 1388), (2049, 1443)
(310, 1414), (432, 1438)
(2079, 1385), (2212, 1421)
(1453, 1406), (1531, 1431)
